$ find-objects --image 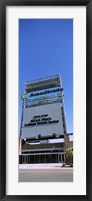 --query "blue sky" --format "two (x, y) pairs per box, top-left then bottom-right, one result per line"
(19, 19), (73, 133)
